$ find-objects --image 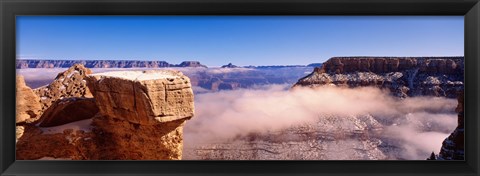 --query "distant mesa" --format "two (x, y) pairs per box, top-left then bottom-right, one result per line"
(16, 59), (325, 69)
(16, 59), (208, 69)
(175, 61), (207, 68)
(221, 63), (238, 68)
